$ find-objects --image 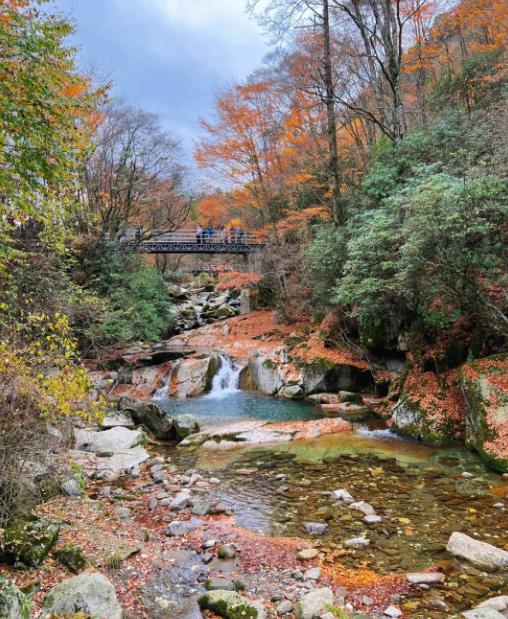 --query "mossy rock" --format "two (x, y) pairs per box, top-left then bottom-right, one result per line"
(172, 414), (200, 441)
(55, 544), (88, 573)
(391, 397), (457, 446)
(1, 518), (60, 568)
(199, 590), (265, 619)
(462, 354), (508, 472)
(0, 576), (26, 619)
